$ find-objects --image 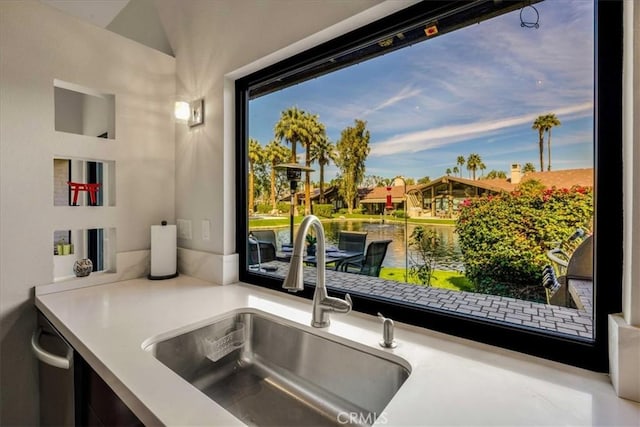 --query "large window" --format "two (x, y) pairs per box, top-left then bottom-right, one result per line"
(236, 0), (622, 371)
